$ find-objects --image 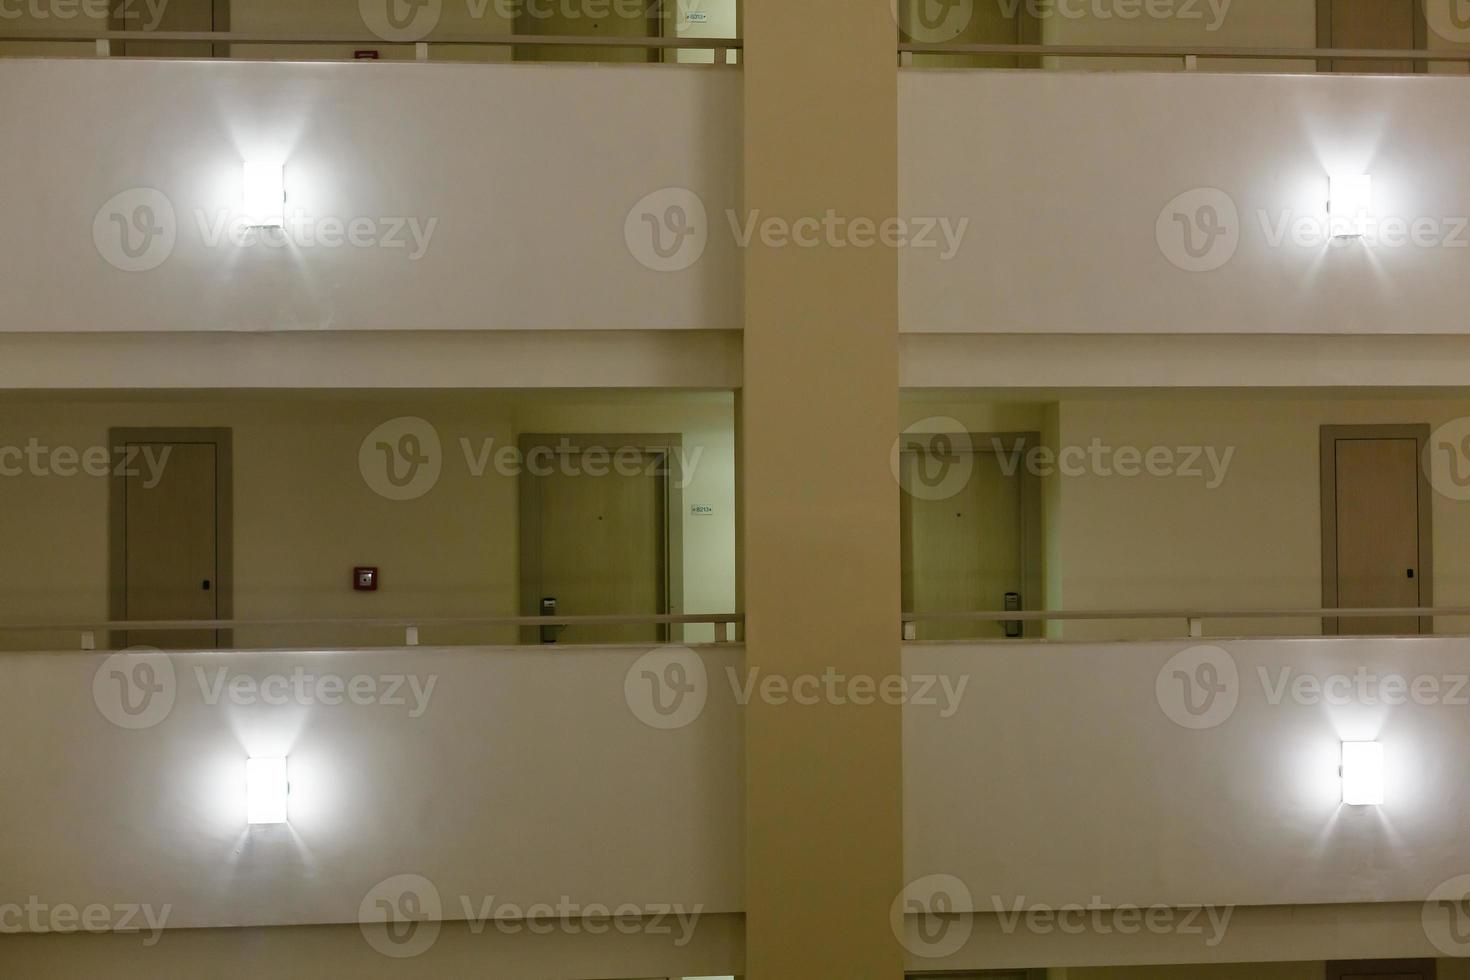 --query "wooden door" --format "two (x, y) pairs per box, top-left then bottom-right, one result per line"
(520, 439), (675, 645)
(122, 442), (219, 649)
(1322, 426), (1432, 635)
(900, 433), (1040, 641)
(1320, 0), (1424, 73)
